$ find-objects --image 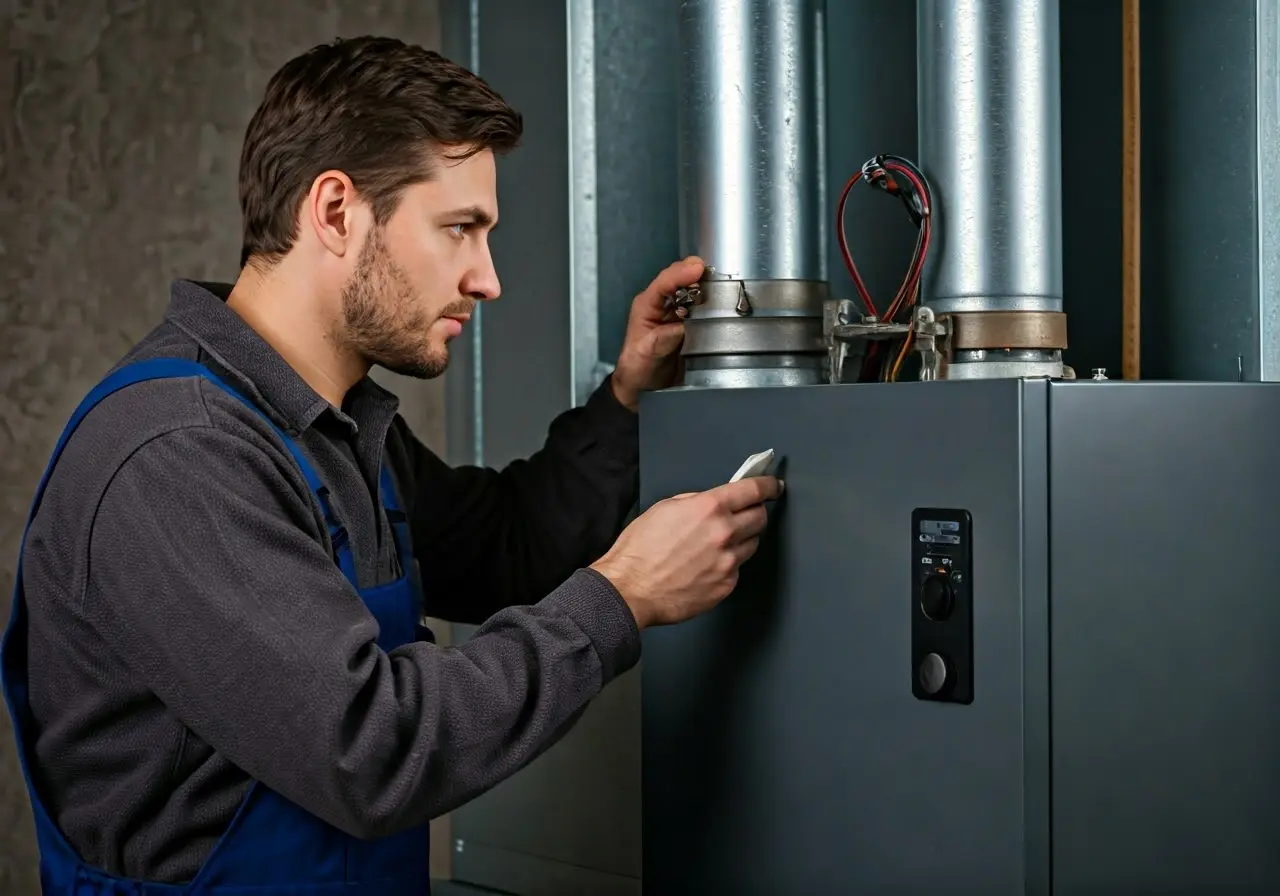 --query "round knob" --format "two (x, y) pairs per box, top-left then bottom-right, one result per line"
(919, 573), (955, 621)
(918, 653), (949, 695)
